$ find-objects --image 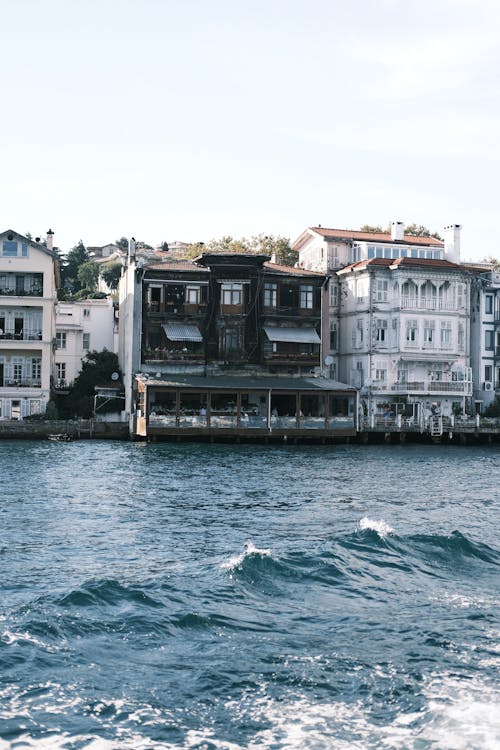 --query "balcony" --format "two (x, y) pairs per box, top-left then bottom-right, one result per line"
(0, 330), (43, 342)
(143, 348), (205, 364)
(263, 352), (320, 366)
(145, 302), (207, 316)
(371, 379), (472, 396)
(400, 297), (460, 311)
(1, 377), (42, 388)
